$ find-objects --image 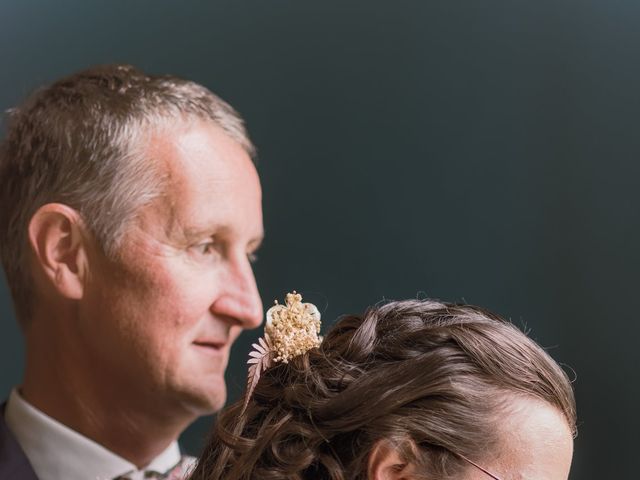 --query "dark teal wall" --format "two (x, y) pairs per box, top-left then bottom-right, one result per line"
(1, 2), (638, 478)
